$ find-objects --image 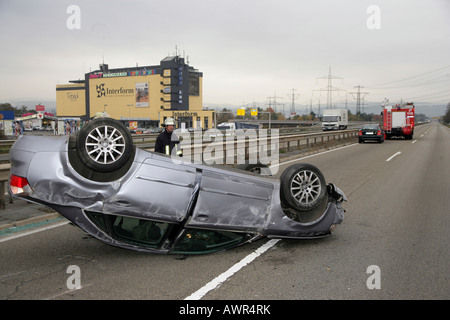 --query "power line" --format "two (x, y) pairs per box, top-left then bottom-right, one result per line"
(368, 65), (450, 88)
